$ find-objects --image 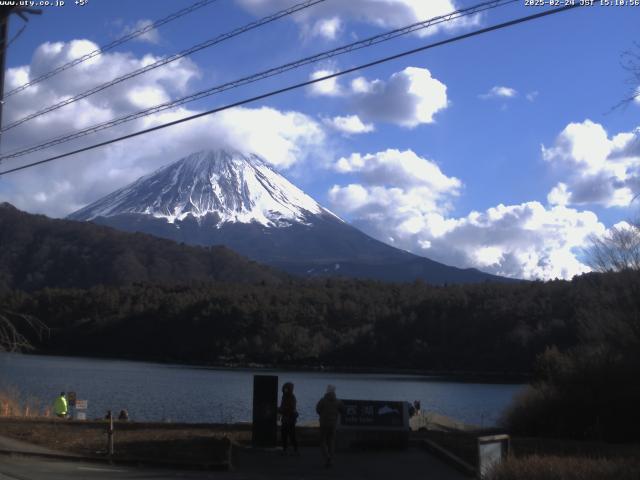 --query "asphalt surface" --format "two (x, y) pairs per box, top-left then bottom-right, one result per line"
(0, 447), (468, 480)
(0, 430), (468, 479)
(0, 455), (222, 480)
